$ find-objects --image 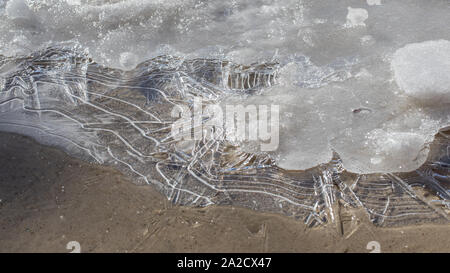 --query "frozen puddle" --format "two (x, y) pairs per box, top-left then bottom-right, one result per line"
(0, 44), (449, 228)
(0, 0), (449, 227)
